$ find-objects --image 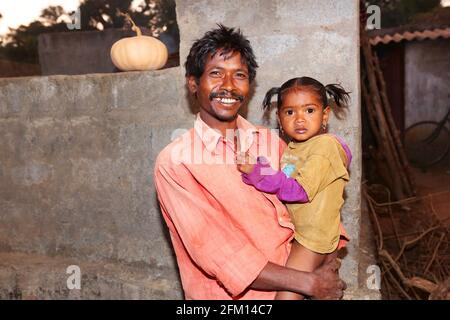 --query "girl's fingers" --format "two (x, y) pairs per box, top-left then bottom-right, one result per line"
(236, 152), (256, 165)
(236, 152), (246, 164)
